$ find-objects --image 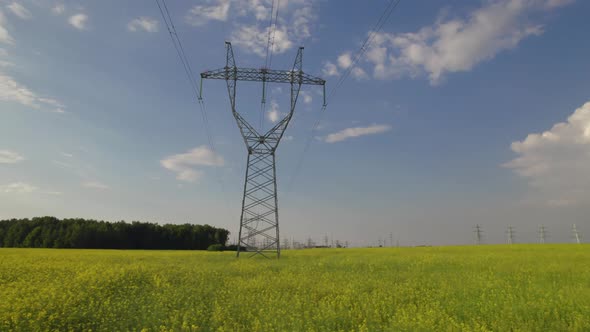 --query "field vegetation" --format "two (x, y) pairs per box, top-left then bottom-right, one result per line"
(1, 245), (588, 331)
